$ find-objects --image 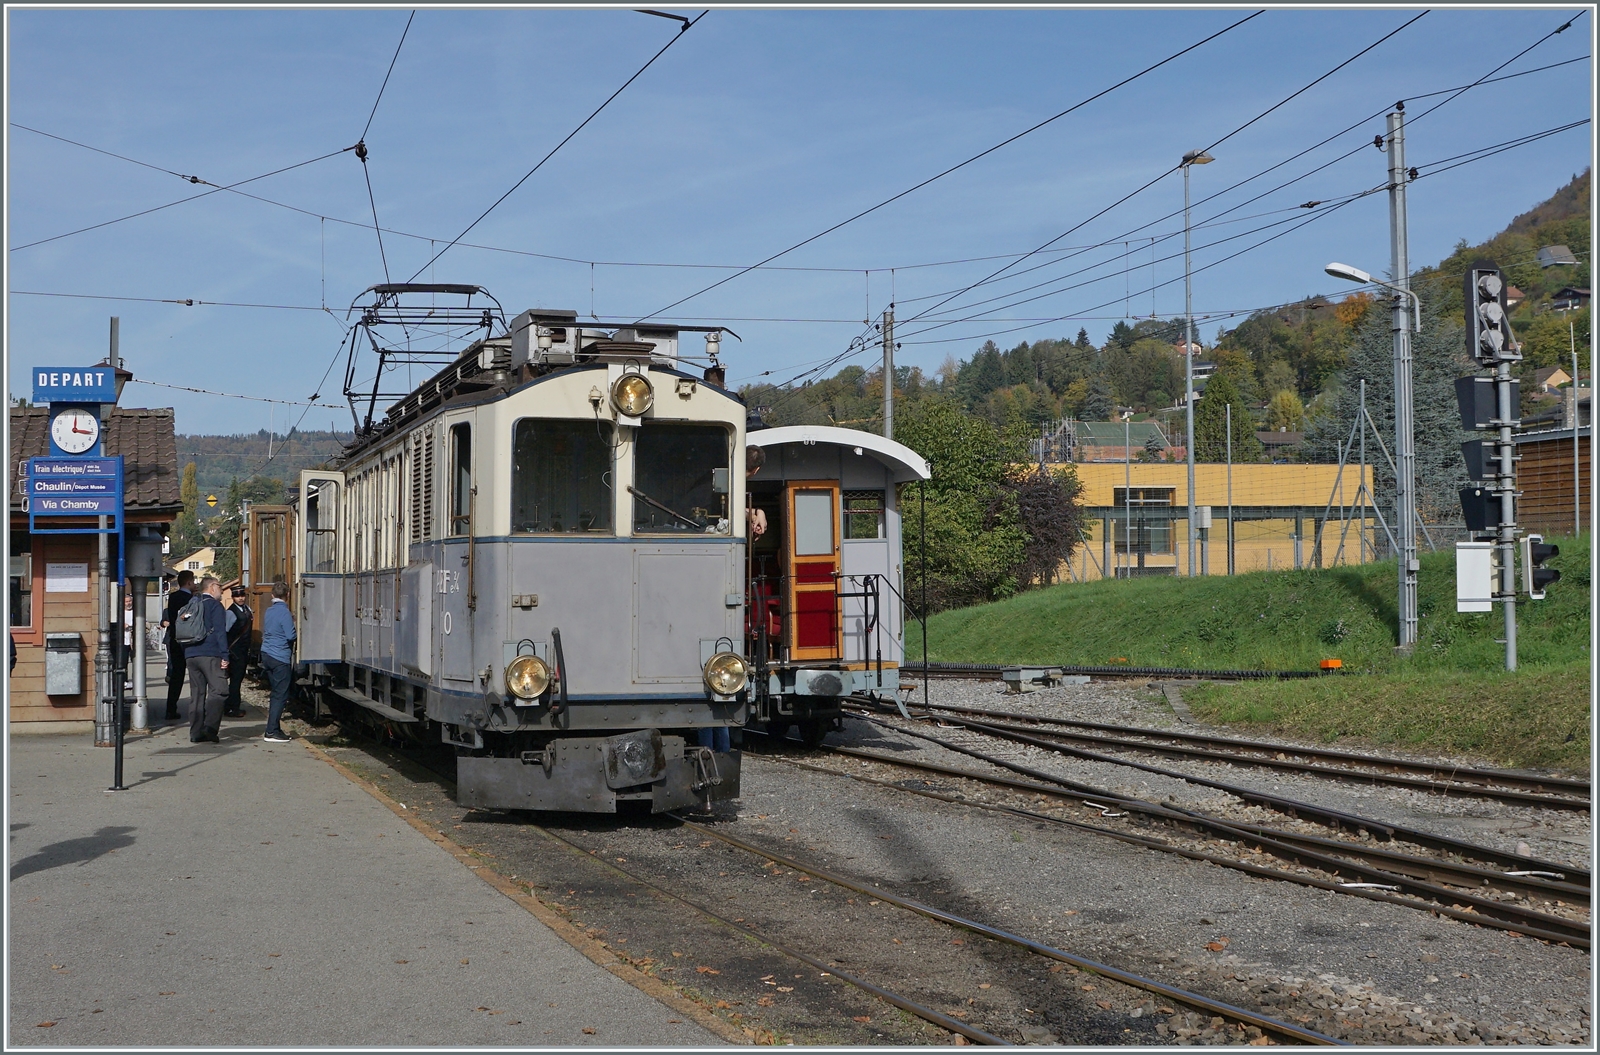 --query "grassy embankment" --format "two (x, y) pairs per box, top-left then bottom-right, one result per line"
(916, 534), (1591, 772)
